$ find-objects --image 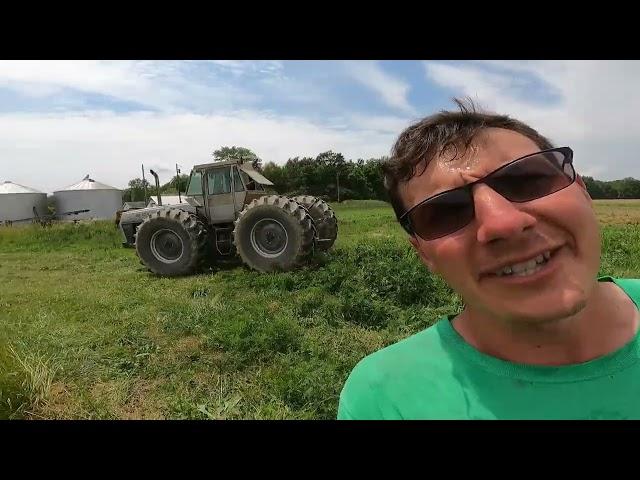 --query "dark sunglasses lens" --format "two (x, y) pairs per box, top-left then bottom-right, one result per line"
(410, 189), (474, 240)
(486, 150), (574, 202)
